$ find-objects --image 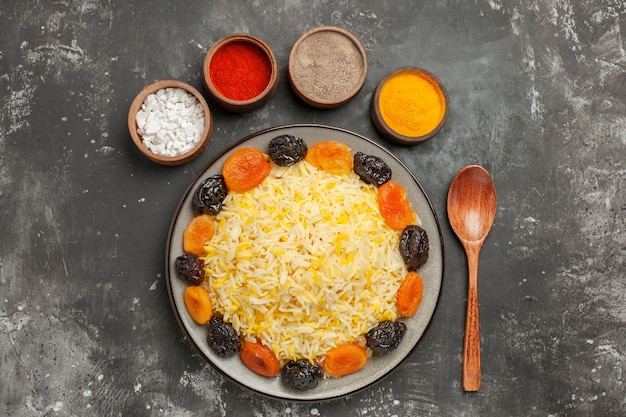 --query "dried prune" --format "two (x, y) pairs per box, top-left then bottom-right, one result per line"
(399, 225), (429, 271)
(268, 135), (308, 166)
(192, 175), (228, 216)
(206, 316), (241, 356)
(353, 152), (392, 186)
(175, 254), (204, 285)
(281, 359), (324, 390)
(365, 320), (407, 355)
